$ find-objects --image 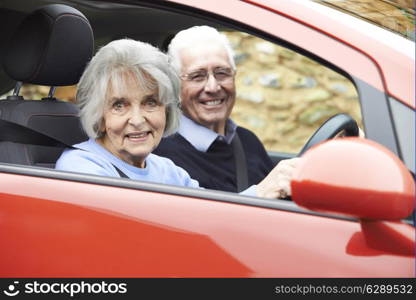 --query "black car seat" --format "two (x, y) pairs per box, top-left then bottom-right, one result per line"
(0, 4), (93, 167)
